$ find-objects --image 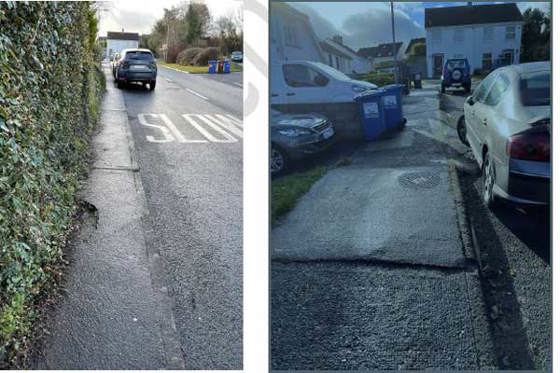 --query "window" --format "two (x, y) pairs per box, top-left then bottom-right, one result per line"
(482, 53), (492, 71)
(453, 28), (465, 42)
(483, 26), (494, 41)
(520, 71), (550, 106)
(283, 64), (329, 87)
(473, 73), (496, 102)
(284, 24), (299, 47)
(484, 74), (510, 106)
(328, 54), (333, 67)
(506, 25), (516, 40)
